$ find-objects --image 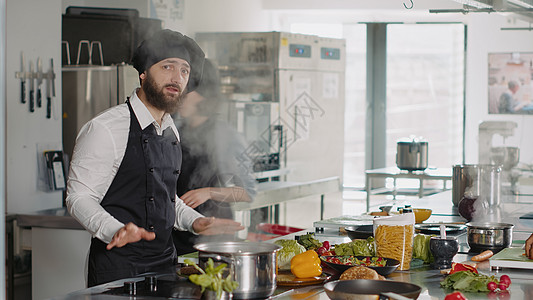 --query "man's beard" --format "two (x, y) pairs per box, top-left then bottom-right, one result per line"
(142, 72), (185, 114)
